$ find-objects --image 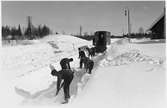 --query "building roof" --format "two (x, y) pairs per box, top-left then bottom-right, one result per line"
(147, 10), (165, 32)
